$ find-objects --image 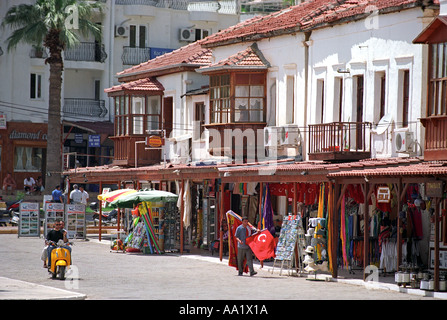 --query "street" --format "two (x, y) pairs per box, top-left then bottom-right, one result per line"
(0, 234), (441, 303)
